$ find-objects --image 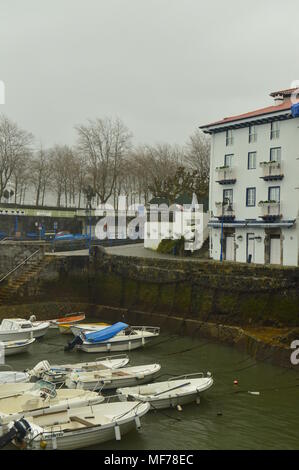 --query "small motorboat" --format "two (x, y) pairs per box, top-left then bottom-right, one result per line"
(117, 372), (214, 410)
(0, 318), (50, 342)
(49, 313), (86, 330)
(66, 322), (160, 353)
(0, 400), (150, 450)
(1, 338), (35, 357)
(29, 355), (130, 384)
(65, 363), (161, 391)
(0, 380), (104, 416)
(60, 321), (108, 335)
